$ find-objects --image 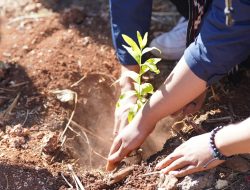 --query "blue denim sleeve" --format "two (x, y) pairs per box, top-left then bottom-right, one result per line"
(110, 0), (153, 65)
(184, 0), (250, 85)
